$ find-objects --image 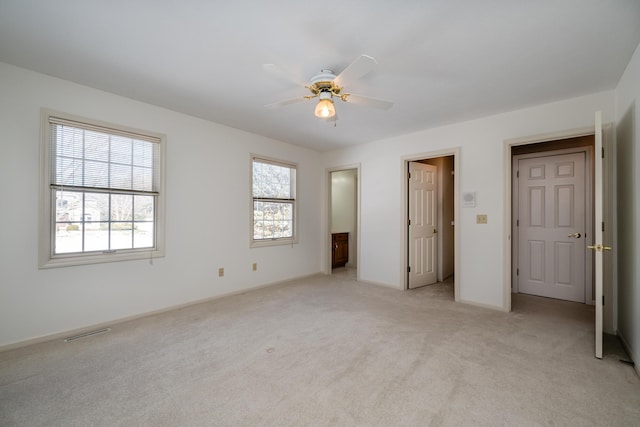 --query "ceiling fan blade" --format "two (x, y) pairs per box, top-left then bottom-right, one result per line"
(333, 55), (377, 87)
(264, 97), (306, 109)
(263, 63), (308, 88)
(342, 94), (394, 110)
